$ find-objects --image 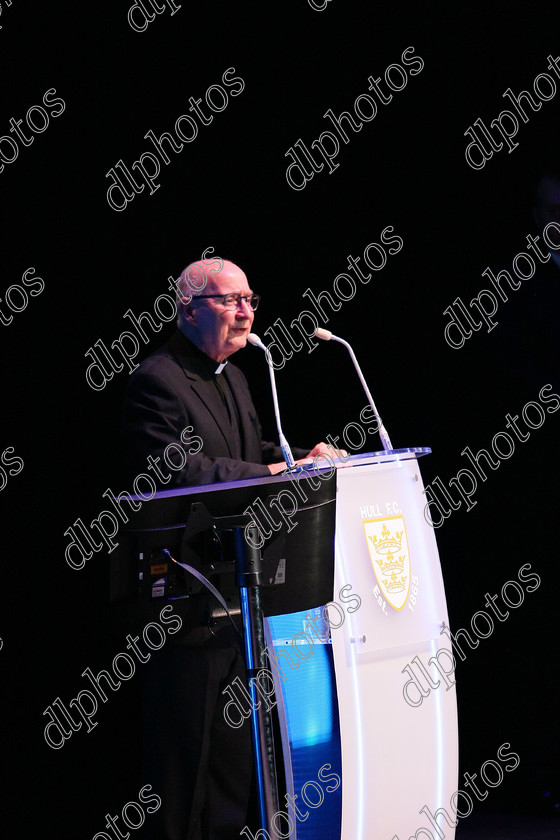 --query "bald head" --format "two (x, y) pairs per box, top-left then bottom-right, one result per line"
(176, 258), (248, 310)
